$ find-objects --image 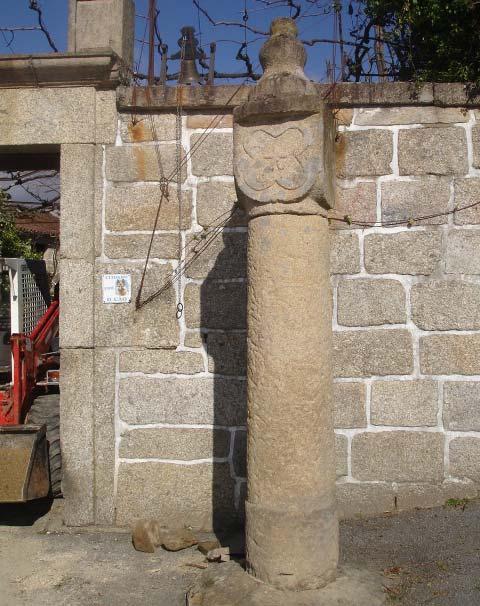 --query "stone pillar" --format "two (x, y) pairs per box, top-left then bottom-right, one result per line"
(233, 18), (338, 591)
(68, 0), (135, 67)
